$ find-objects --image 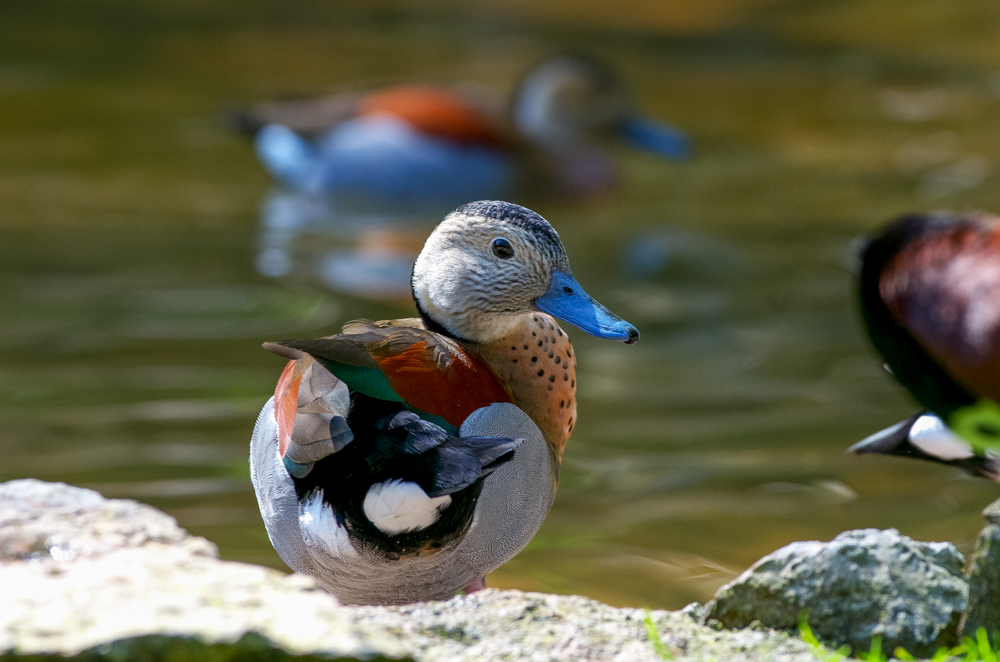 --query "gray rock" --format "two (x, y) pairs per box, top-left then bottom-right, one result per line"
(0, 479), (388, 661)
(680, 602), (706, 622)
(0, 478), (215, 561)
(350, 592), (827, 662)
(0, 479), (830, 662)
(706, 528), (968, 657)
(959, 498), (1000, 639)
